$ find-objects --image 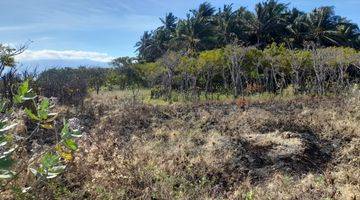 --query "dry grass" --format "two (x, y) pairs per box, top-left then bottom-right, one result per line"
(5, 89), (359, 199)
